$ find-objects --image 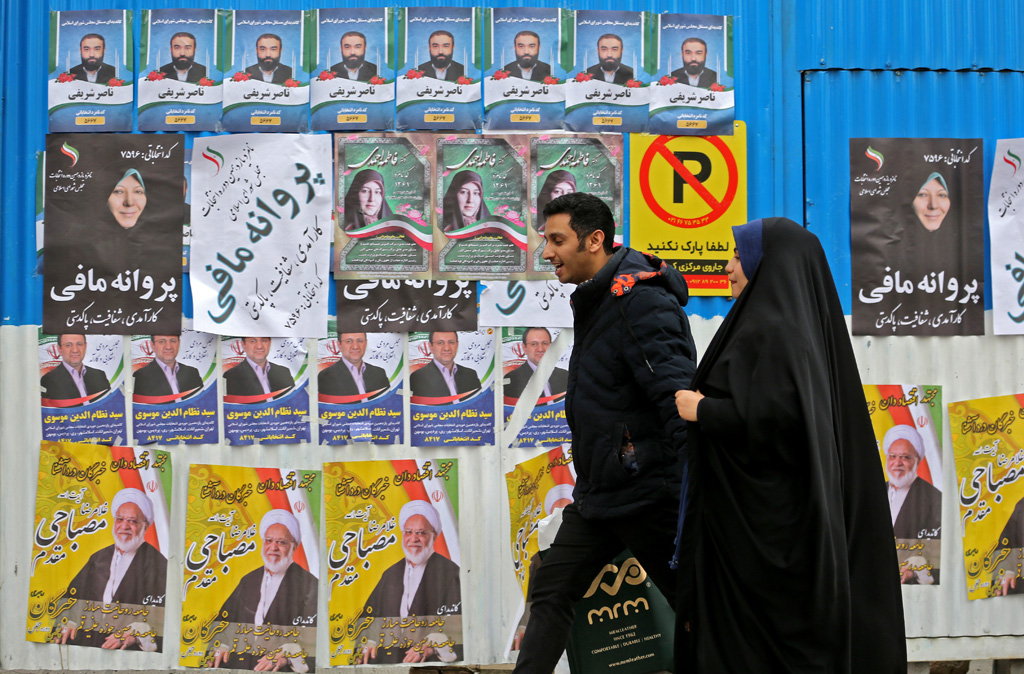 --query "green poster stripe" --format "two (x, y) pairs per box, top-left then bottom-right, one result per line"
(394, 8), (406, 71)
(643, 12), (658, 76)
(725, 16), (734, 78)
(218, 9), (232, 74)
(50, 12), (58, 73)
(446, 459), (460, 519)
(138, 98), (220, 114)
(481, 8), (492, 72)
(140, 9), (150, 71)
(559, 9), (574, 73)
(304, 10), (317, 74)
(157, 451), (173, 506)
(306, 474), (322, 538)
(125, 11), (134, 70)
(386, 8), (397, 71)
